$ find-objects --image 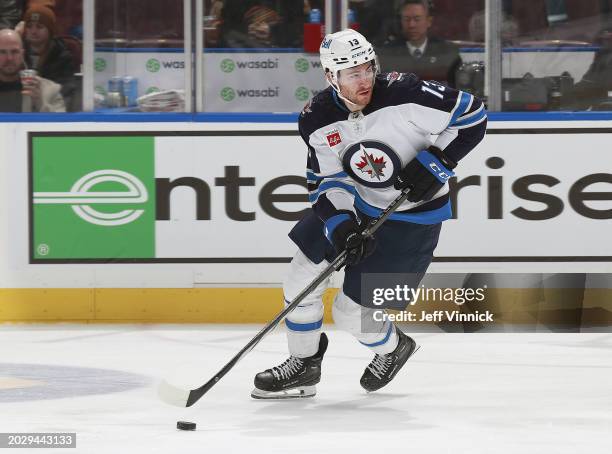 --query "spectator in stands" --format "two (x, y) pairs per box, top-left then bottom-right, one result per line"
(468, 9), (520, 46)
(0, 0), (55, 35)
(348, 0), (403, 46)
(0, 28), (65, 112)
(219, 0), (306, 48)
(377, 0), (462, 87)
(565, 26), (612, 110)
(22, 5), (79, 110)
(0, 0), (22, 30)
